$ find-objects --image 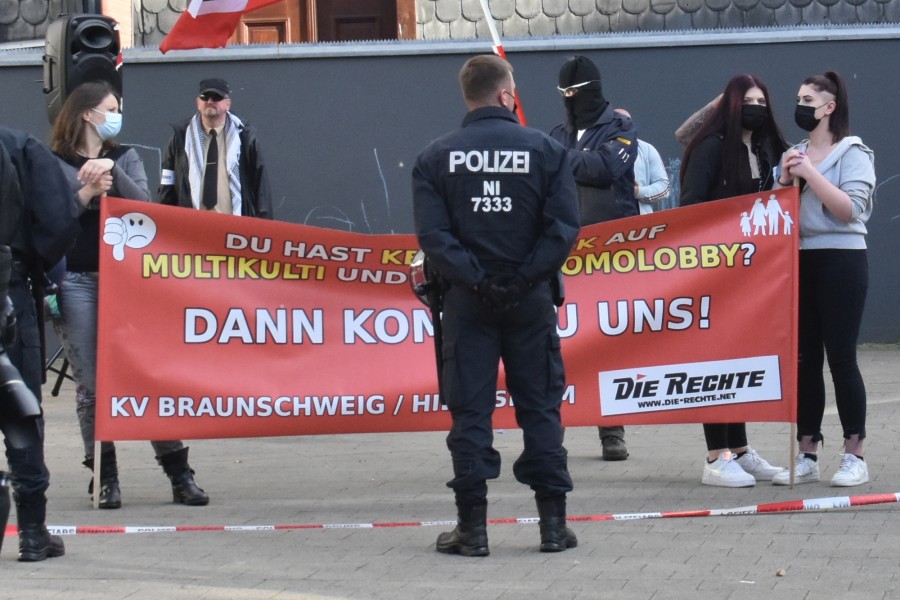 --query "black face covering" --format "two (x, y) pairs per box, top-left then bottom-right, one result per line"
(503, 91), (518, 115)
(559, 56), (608, 129)
(794, 104), (821, 132)
(741, 104), (768, 132)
